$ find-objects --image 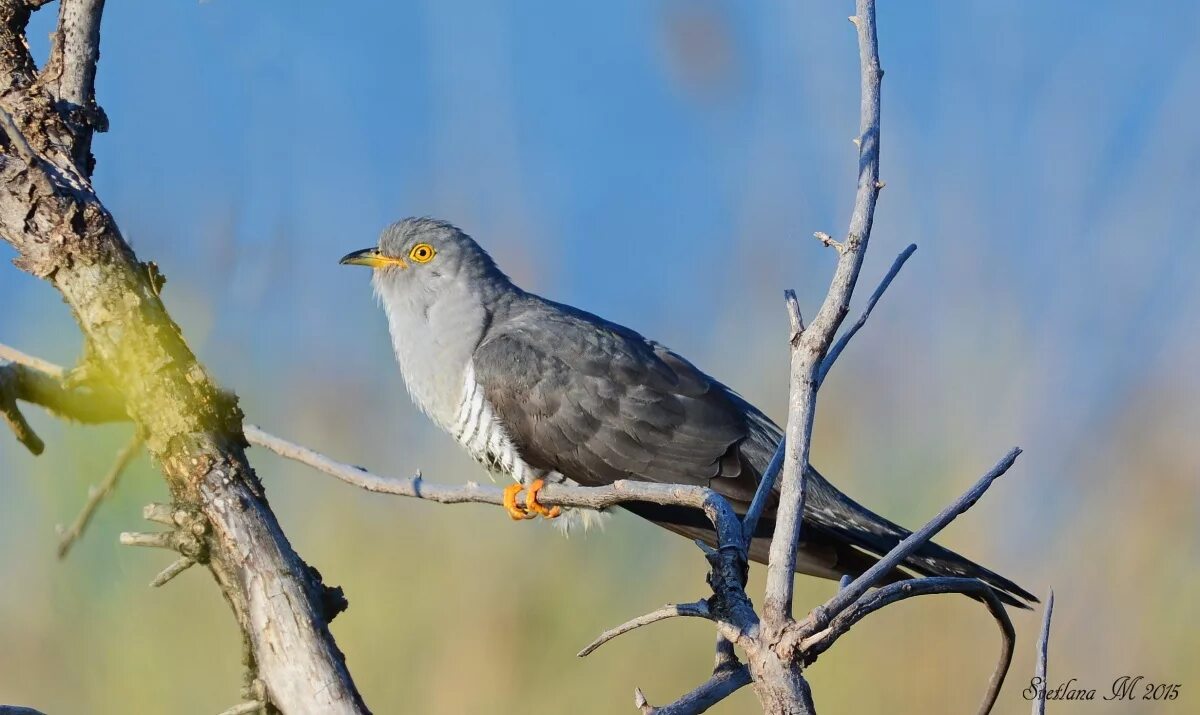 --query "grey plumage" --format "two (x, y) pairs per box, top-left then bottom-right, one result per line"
(343, 217), (1035, 608)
